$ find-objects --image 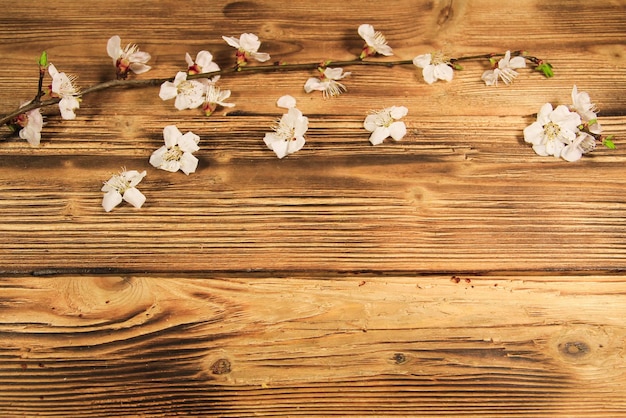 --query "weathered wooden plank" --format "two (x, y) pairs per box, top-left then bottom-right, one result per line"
(1, 274), (625, 416)
(0, 139), (625, 273)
